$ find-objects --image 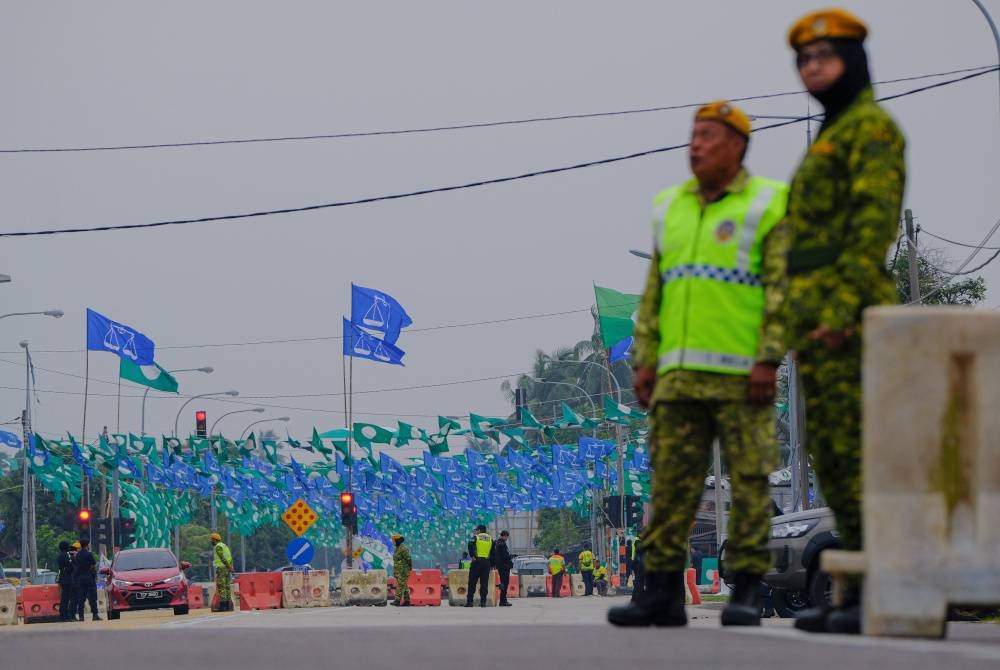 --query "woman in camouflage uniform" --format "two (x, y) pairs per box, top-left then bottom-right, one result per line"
(783, 9), (906, 635)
